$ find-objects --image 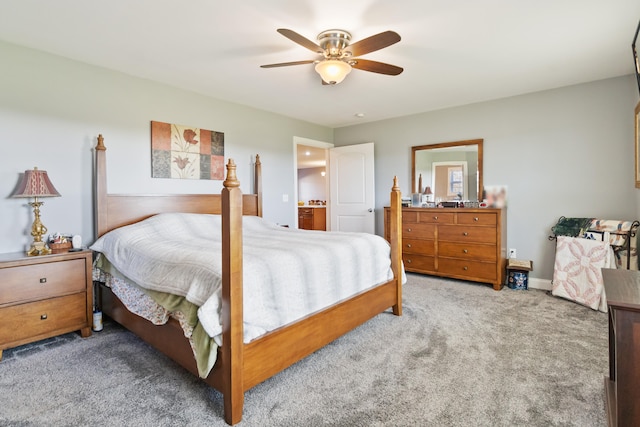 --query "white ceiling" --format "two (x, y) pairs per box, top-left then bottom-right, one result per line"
(0, 1), (639, 128)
